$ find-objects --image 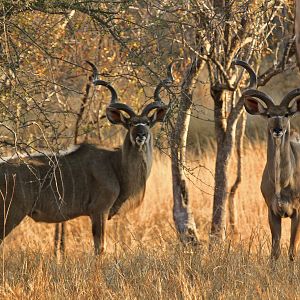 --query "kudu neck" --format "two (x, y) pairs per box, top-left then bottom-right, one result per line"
(121, 132), (153, 175)
(267, 128), (291, 164)
(266, 126), (293, 190)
